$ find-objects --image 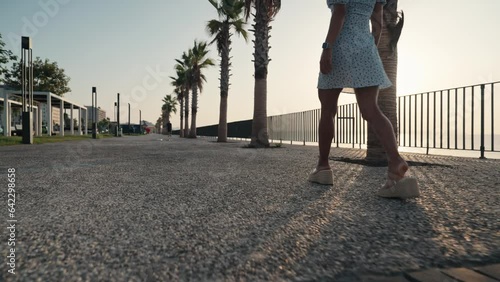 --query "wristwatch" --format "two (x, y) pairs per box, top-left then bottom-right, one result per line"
(322, 42), (333, 49)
